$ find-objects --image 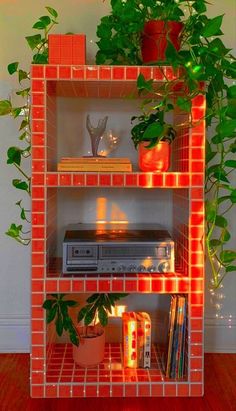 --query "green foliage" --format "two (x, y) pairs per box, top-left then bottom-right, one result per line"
(97, 1), (236, 289)
(77, 293), (129, 330)
(43, 294), (79, 346)
(43, 293), (128, 345)
(0, 6), (58, 246)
